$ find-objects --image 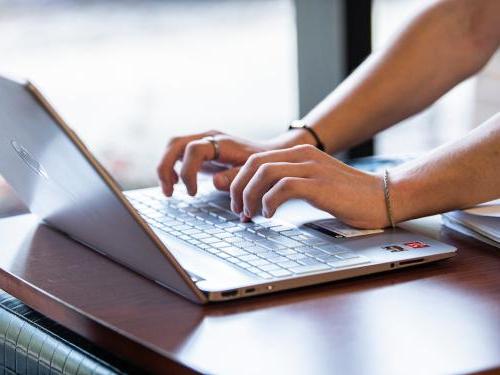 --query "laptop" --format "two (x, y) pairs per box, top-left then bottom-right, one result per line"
(0, 75), (457, 304)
